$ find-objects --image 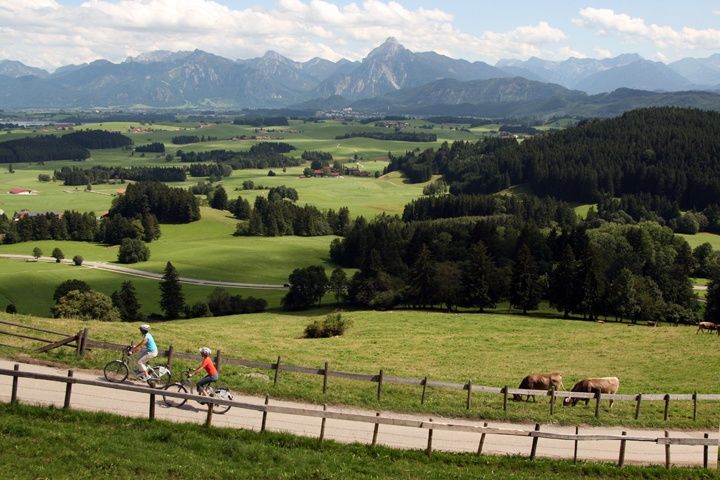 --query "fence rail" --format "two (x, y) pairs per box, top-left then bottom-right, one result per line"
(1, 365), (717, 469)
(3, 320), (720, 421)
